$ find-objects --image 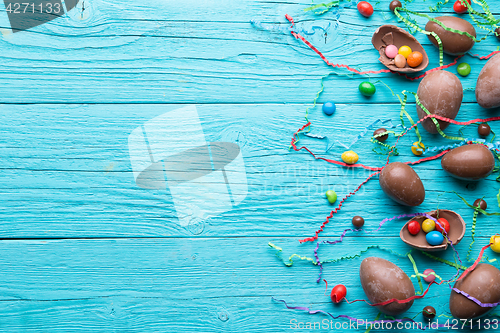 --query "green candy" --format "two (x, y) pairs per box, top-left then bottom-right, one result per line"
(457, 63), (471, 77)
(325, 190), (337, 204)
(358, 81), (376, 97)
